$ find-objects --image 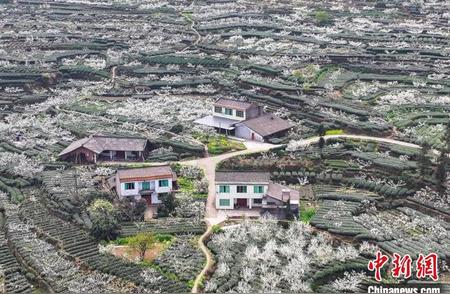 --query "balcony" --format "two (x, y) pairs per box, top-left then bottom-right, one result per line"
(139, 187), (155, 196)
